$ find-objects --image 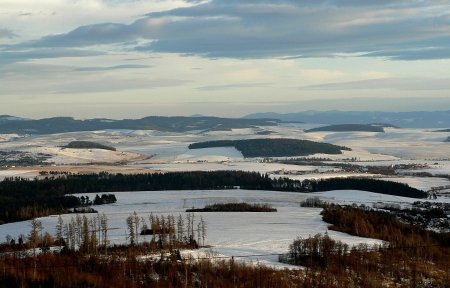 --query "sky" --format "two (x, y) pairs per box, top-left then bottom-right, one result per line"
(1, 0), (450, 119)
